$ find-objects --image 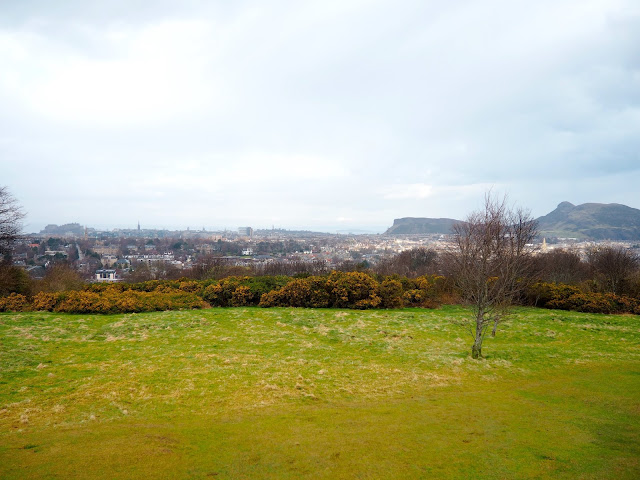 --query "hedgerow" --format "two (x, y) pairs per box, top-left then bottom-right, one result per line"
(526, 281), (640, 315)
(258, 272), (448, 310)
(28, 287), (204, 314)
(3, 273), (637, 315)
